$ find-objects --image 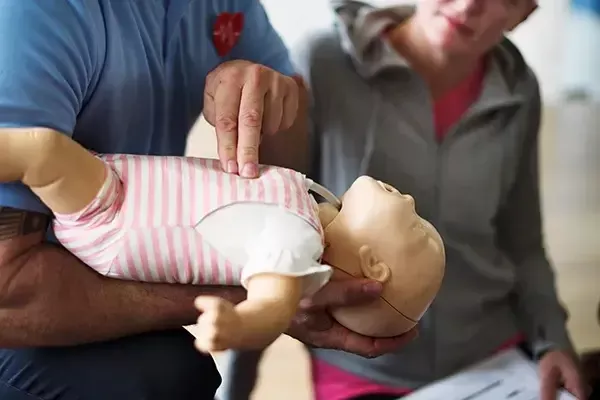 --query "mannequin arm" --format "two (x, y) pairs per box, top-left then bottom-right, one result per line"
(0, 128), (106, 215)
(194, 274), (303, 351)
(235, 274), (303, 348)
